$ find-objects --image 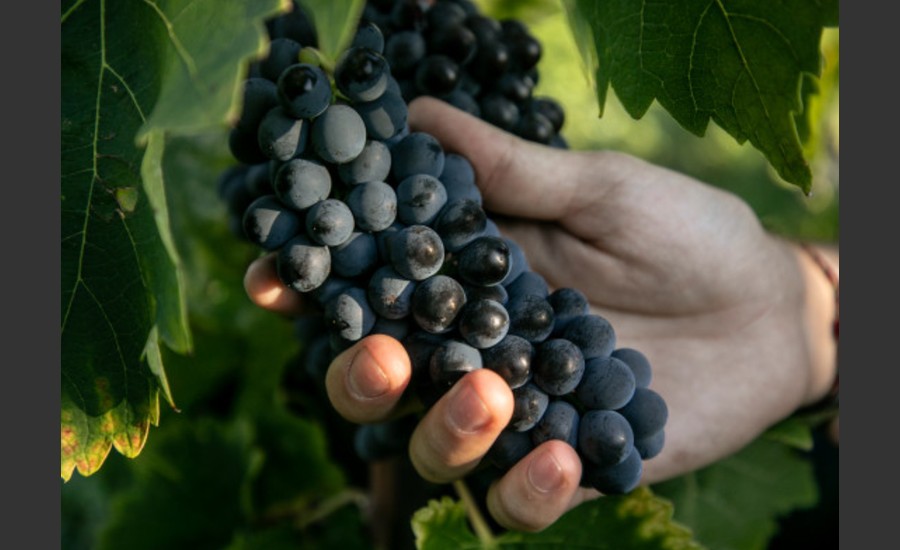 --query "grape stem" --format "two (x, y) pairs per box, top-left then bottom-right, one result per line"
(453, 479), (496, 547)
